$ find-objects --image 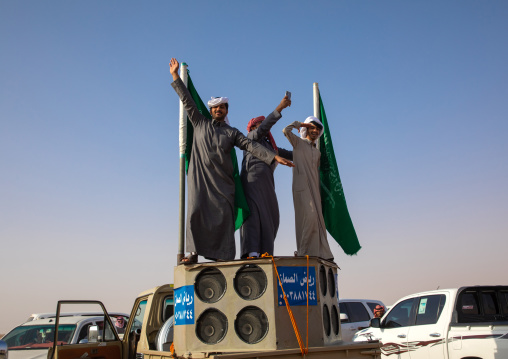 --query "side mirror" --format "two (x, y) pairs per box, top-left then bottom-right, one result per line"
(0, 340), (8, 359)
(88, 325), (99, 343)
(369, 318), (381, 328)
(340, 313), (349, 323)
